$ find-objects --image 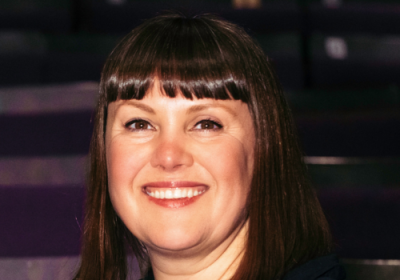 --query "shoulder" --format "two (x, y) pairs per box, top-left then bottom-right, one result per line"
(283, 254), (346, 280)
